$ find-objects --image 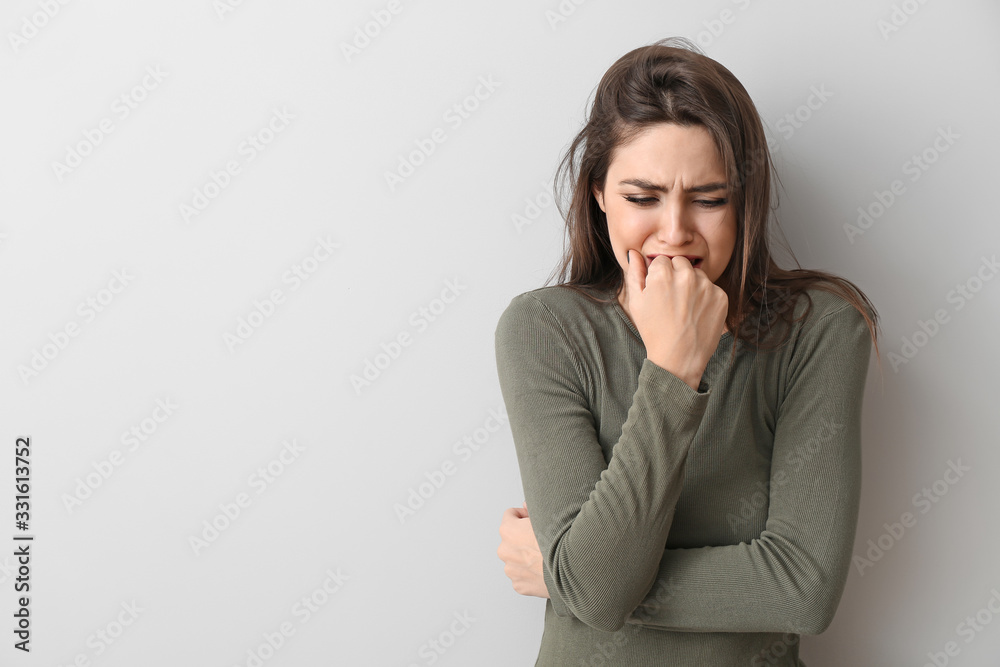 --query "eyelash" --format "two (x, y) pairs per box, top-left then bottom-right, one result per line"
(623, 196), (728, 208)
